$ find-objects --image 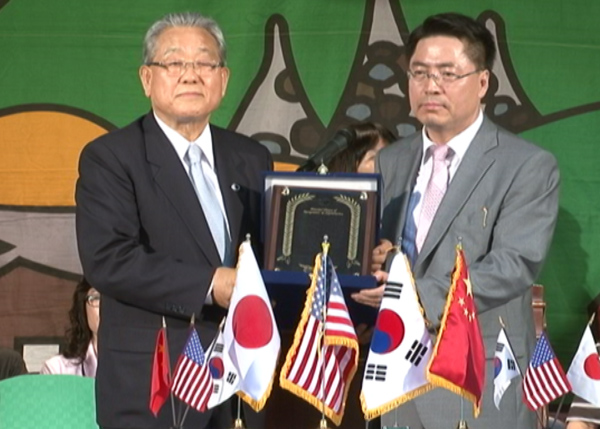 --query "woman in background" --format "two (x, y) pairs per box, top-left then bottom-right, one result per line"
(40, 278), (99, 377)
(326, 122), (395, 174)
